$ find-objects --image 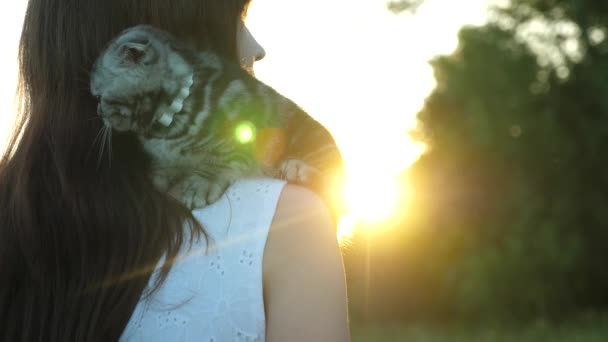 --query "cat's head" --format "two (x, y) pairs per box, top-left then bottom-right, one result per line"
(91, 25), (193, 132)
